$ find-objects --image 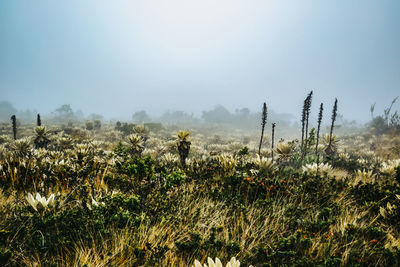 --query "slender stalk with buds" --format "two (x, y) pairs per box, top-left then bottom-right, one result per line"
(301, 91), (313, 160)
(326, 98), (338, 157)
(11, 115), (17, 140)
(37, 114), (42, 126)
(305, 91), (313, 144)
(258, 102), (267, 155)
(315, 103), (323, 156)
(301, 99), (307, 152)
(271, 122), (276, 160)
